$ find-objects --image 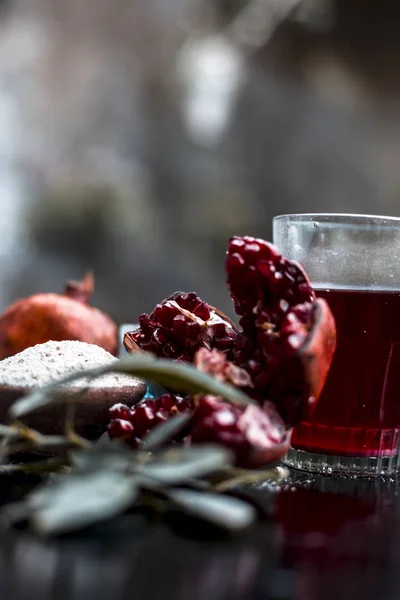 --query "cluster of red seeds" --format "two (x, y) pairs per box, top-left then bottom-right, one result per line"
(108, 394), (194, 448)
(125, 292), (237, 361)
(116, 235), (335, 465)
(108, 346), (288, 467)
(226, 236), (314, 320)
(108, 391), (287, 468)
(225, 236), (318, 423)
